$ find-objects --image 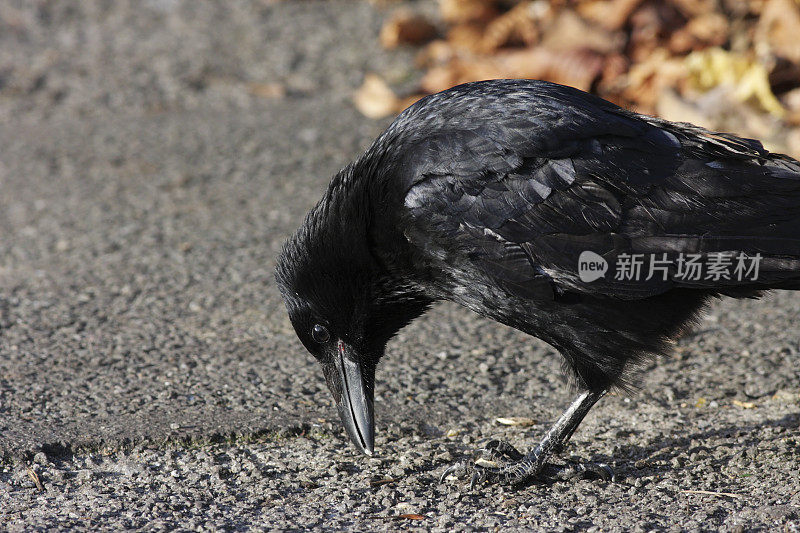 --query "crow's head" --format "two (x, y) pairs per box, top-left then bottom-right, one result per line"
(275, 167), (431, 455)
